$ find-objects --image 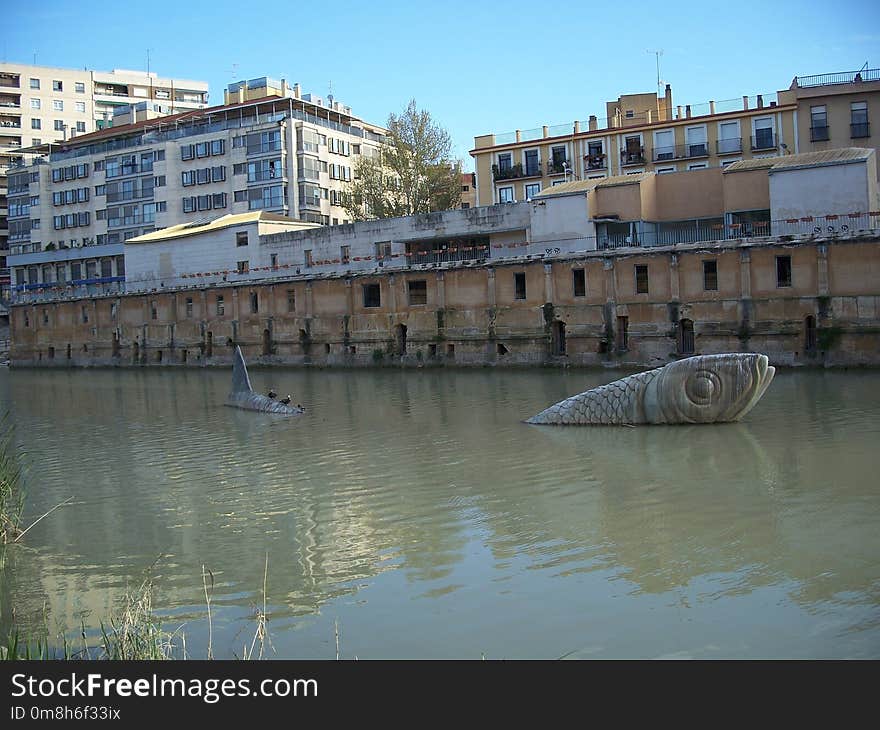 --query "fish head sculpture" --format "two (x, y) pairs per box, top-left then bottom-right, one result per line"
(226, 346), (304, 415)
(645, 353), (775, 424)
